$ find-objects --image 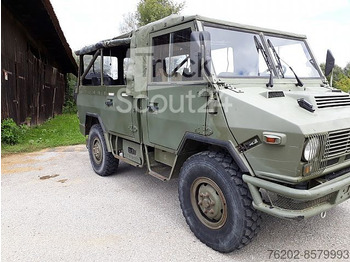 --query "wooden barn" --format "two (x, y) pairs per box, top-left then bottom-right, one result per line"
(1, 0), (77, 125)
